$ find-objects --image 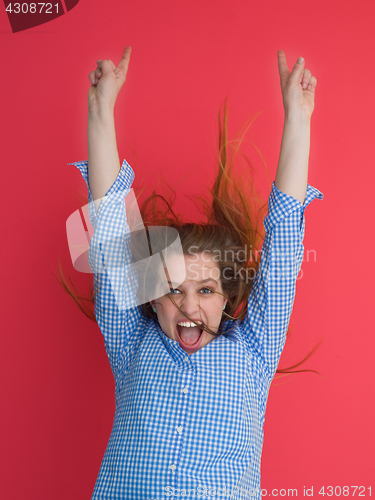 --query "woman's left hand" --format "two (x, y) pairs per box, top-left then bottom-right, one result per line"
(277, 50), (317, 118)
